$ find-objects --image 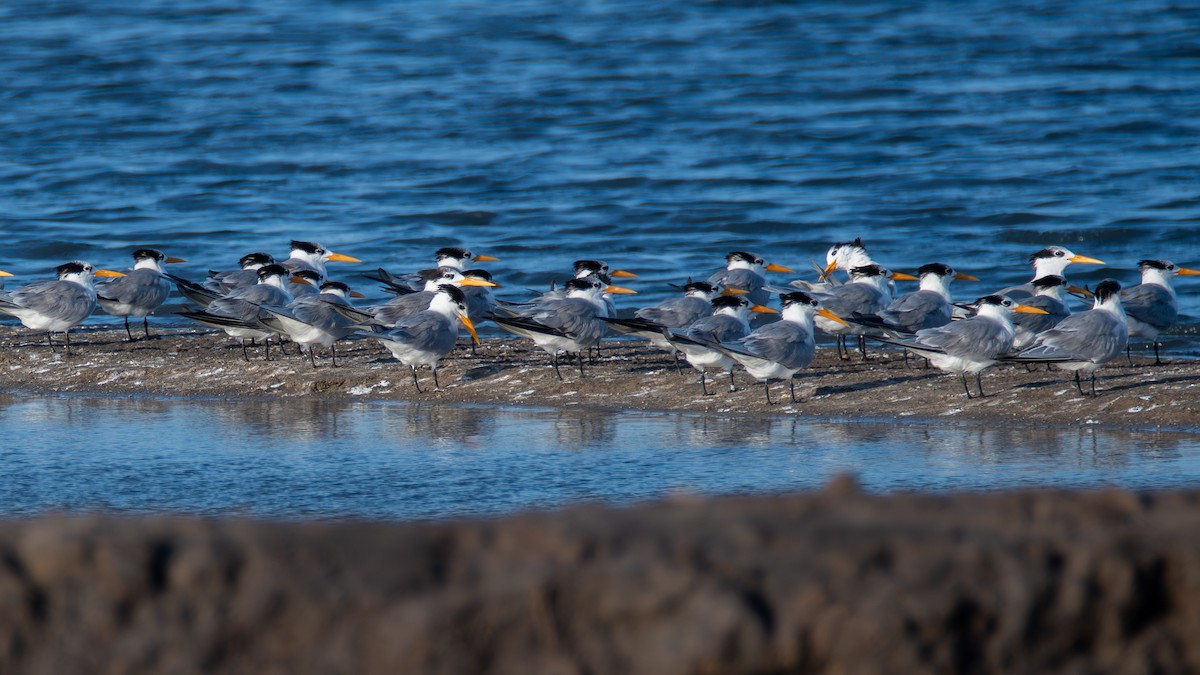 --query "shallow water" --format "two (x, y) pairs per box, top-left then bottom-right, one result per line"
(1, 395), (1197, 520)
(1, 0), (1199, 340)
